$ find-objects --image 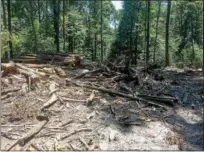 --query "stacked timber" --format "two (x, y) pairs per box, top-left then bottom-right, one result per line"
(1, 53), (83, 66)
